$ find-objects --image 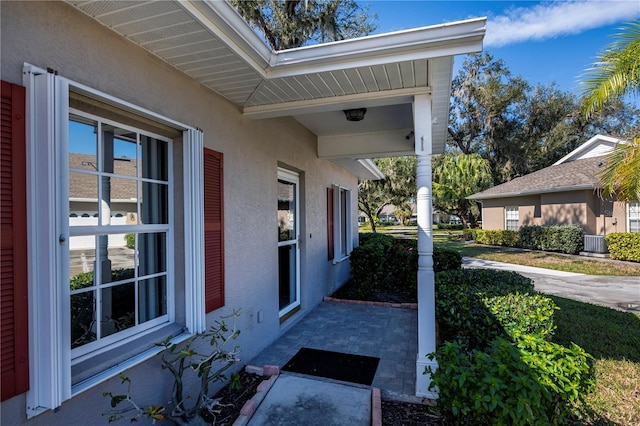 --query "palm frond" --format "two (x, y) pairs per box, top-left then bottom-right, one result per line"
(581, 19), (640, 118)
